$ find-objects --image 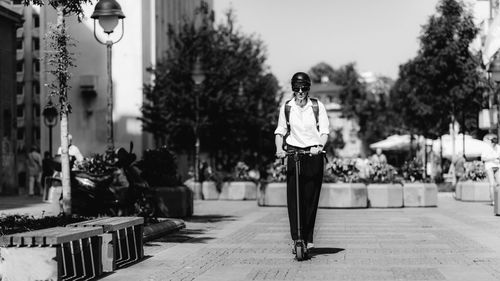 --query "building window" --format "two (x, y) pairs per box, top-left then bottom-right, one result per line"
(16, 60), (23, 72)
(34, 128), (40, 141)
(33, 105), (40, 117)
(17, 129), (24, 140)
(33, 14), (40, 28)
(3, 110), (11, 137)
(33, 82), (40, 94)
(16, 82), (23, 96)
(33, 59), (40, 72)
(17, 106), (24, 117)
(16, 38), (23, 50)
(13, 0), (22, 4)
(33, 38), (39, 50)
